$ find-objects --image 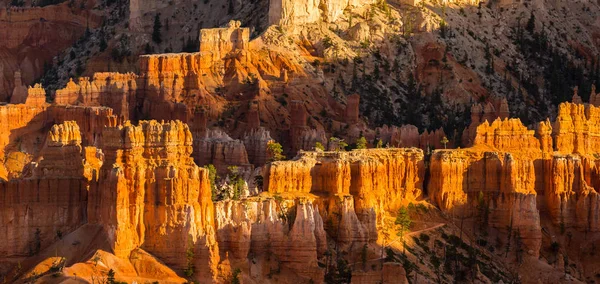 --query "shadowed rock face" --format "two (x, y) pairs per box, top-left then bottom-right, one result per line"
(428, 102), (600, 258)
(0, 4), (101, 99)
(0, 121), (100, 257)
(8, 0), (600, 281)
